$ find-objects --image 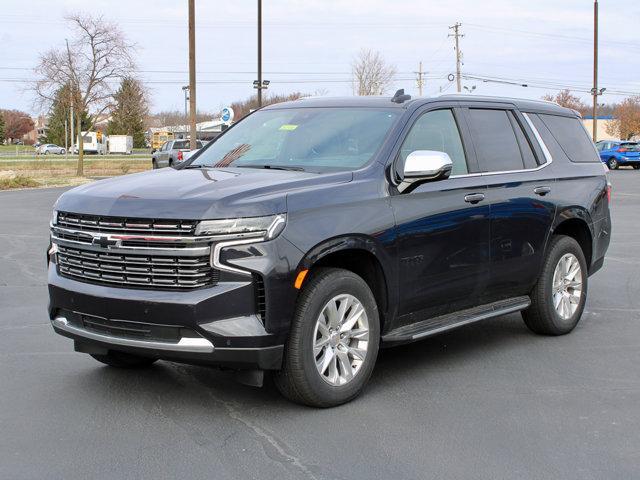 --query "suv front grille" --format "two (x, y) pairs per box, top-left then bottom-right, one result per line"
(57, 211), (197, 236)
(57, 245), (219, 289)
